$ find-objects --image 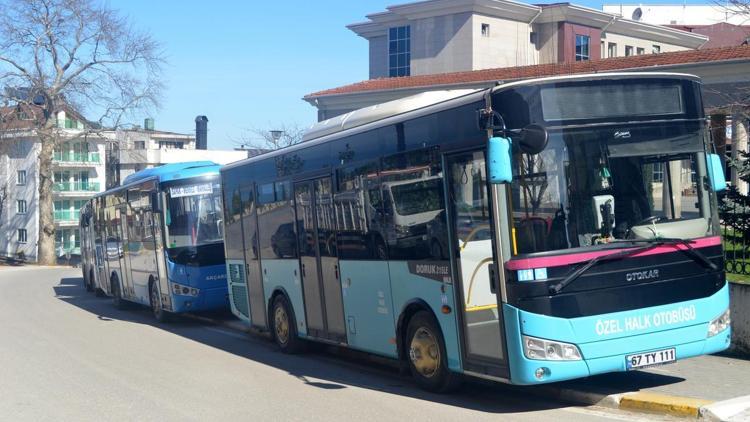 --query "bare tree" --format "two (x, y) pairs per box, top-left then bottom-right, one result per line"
(234, 123), (307, 151)
(0, 0), (163, 264)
